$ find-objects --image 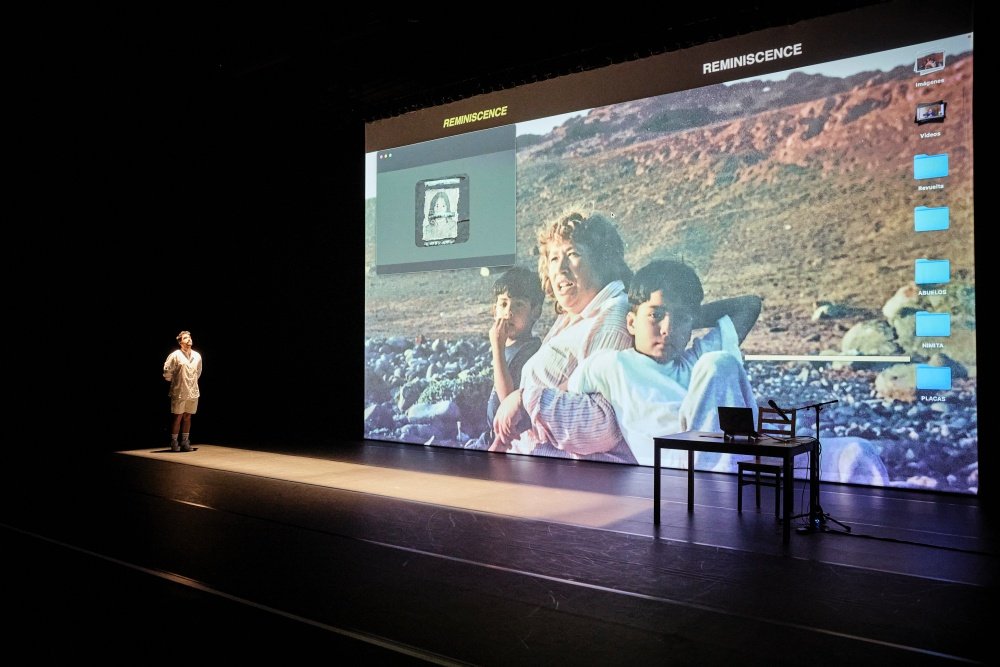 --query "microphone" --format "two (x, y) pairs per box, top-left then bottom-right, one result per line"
(768, 399), (791, 423)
